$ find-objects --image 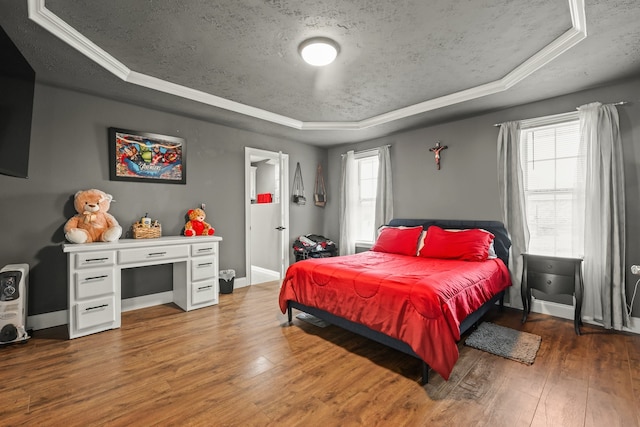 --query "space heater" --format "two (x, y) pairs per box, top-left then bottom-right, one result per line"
(0, 264), (30, 344)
